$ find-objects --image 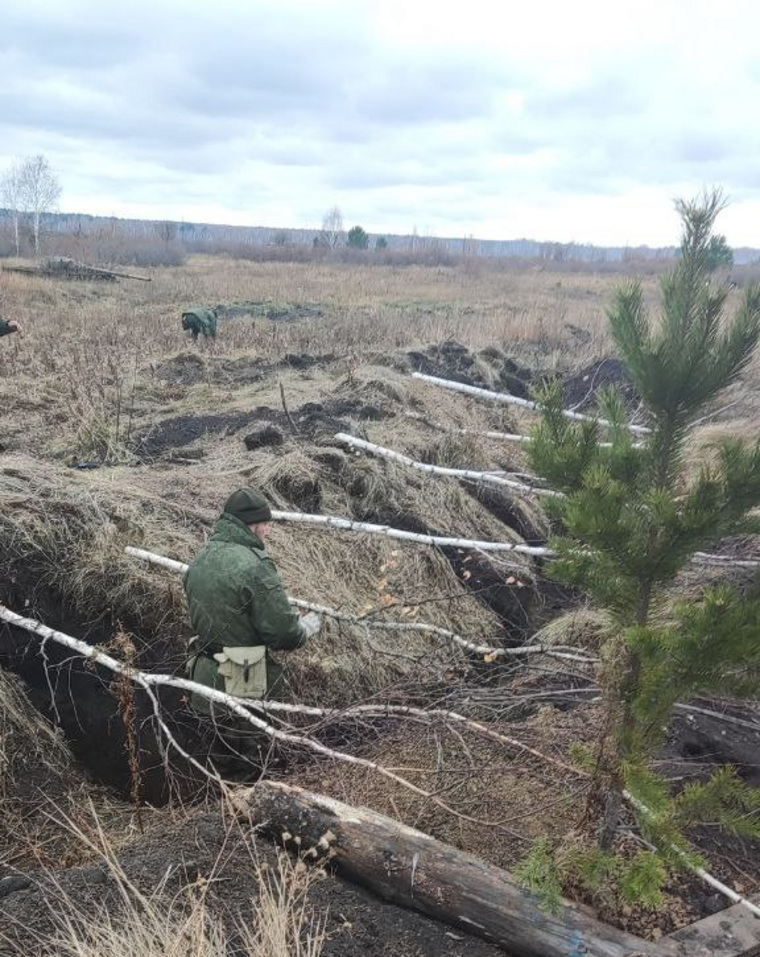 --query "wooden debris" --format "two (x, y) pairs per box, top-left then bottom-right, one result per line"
(668, 901), (760, 957)
(2, 257), (150, 282)
(236, 780), (675, 957)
